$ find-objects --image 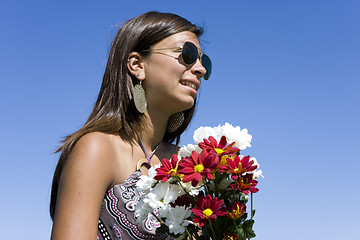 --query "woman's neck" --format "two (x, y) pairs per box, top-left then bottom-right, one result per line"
(138, 107), (170, 150)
